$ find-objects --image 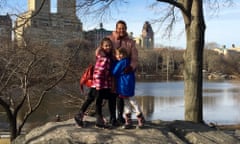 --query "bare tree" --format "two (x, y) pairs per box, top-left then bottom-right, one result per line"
(0, 0), (94, 140)
(0, 38), (81, 140)
(156, 0), (206, 123)
(138, 49), (157, 74)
